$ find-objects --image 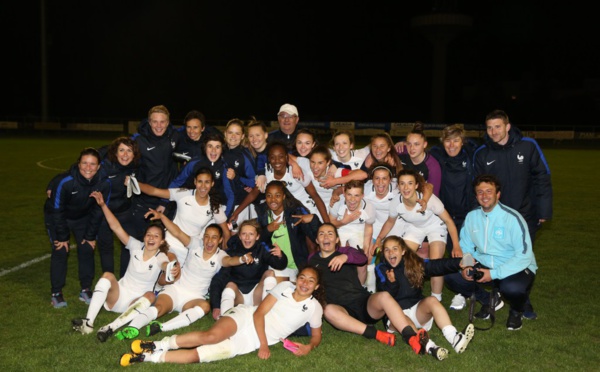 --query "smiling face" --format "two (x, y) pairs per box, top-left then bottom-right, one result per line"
(205, 140), (223, 162)
(225, 123), (244, 149)
(268, 145), (288, 175)
(143, 226), (165, 252)
(443, 136), (463, 157)
(398, 174), (418, 200)
(406, 133), (427, 161)
(115, 143), (134, 167)
(186, 118), (204, 141)
(333, 133), (353, 161)
(316, 224), (340, 257)
(248, 126), (268, 152)
(295, 267), (320, 299)
(203, 226), (223, 254)
(486, 118), (511, 145)
(371, 137), (391, 162)
(372, 169), (392, 197)
(383, 239), (403, 268)
(277, 112), (299, 135)
(265, 184), (285, 214)
(295, 133), (315, 157)
(475, 181), (500, 213)
(78, 154), (100, 180)
(239, 225), (260, 249)
(149, 112), (169, 137)
(194, 173), (214, 198)
(310, 152), (329, 179)
(344, 187), (364, 212)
